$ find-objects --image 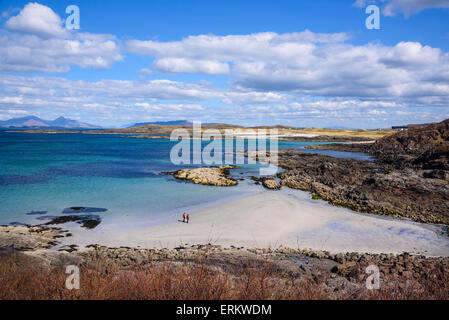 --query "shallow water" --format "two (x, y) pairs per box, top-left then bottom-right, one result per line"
(0, 132), (255, 227)
(0, 132), (326, 227)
